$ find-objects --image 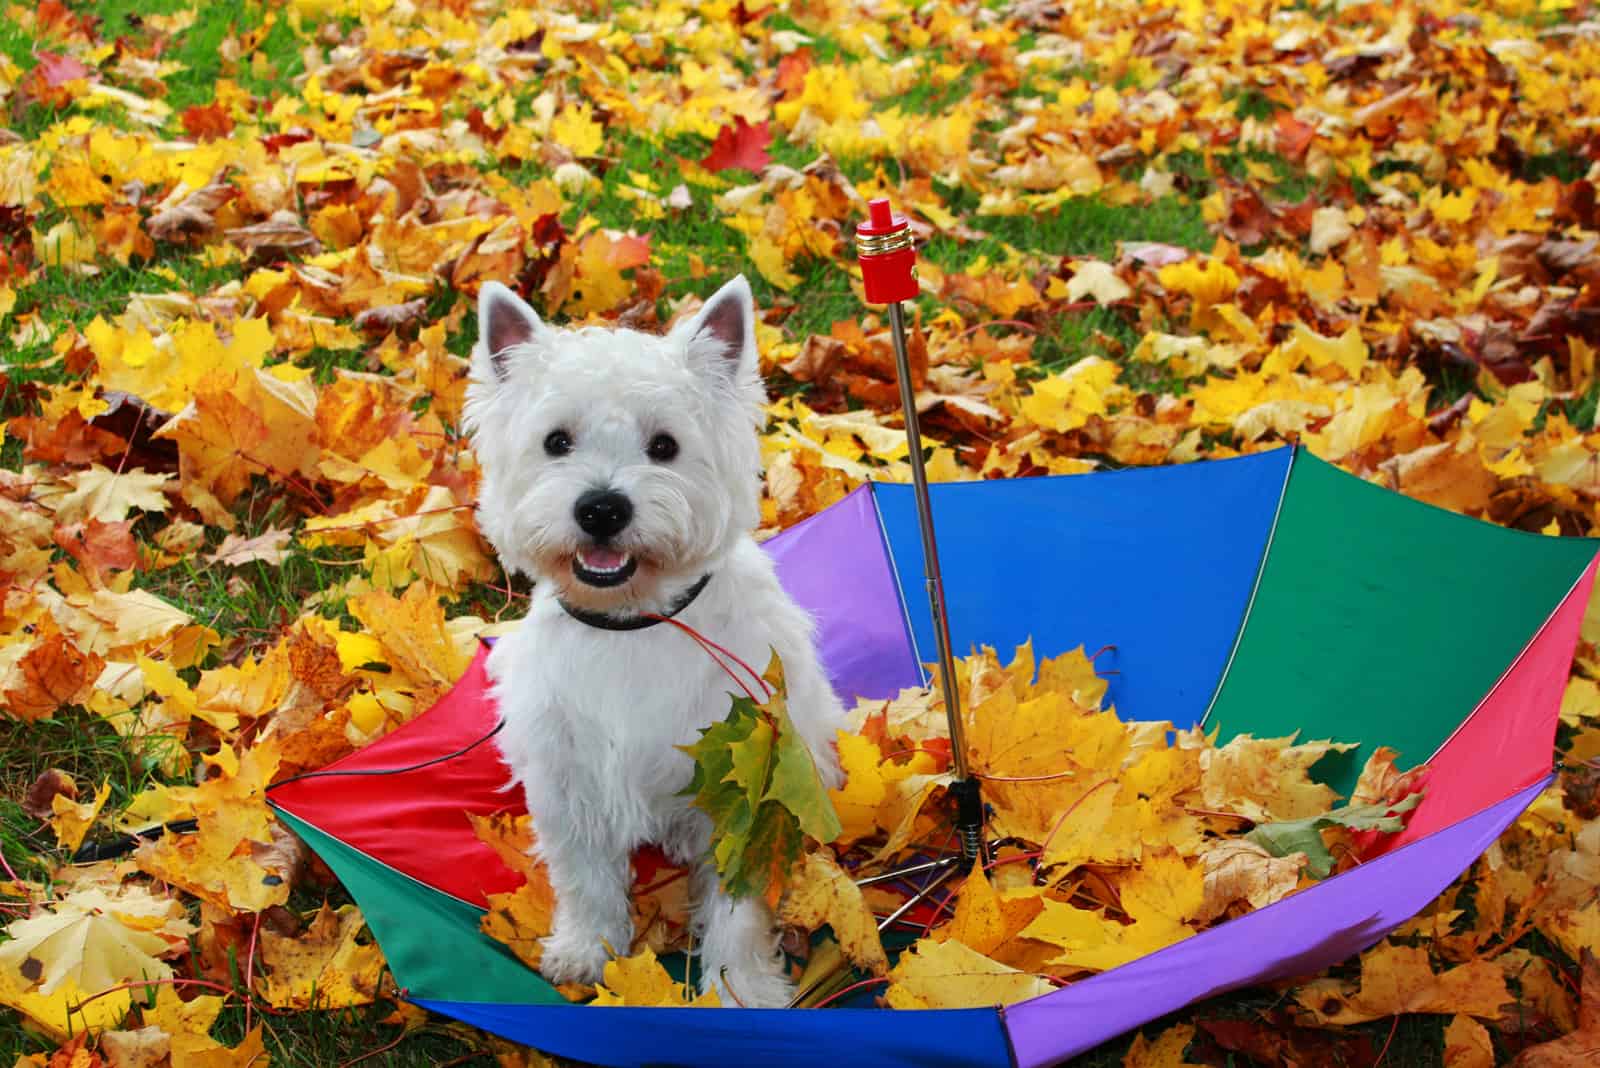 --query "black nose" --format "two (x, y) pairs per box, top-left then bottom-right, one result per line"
(574, 490), (632, 540)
